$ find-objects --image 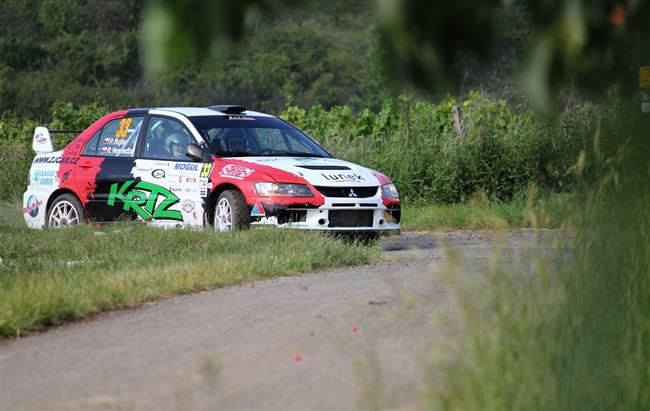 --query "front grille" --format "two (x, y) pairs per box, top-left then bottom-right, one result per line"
(314, 186), (378, 198)
(328, 210), (373, 228)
